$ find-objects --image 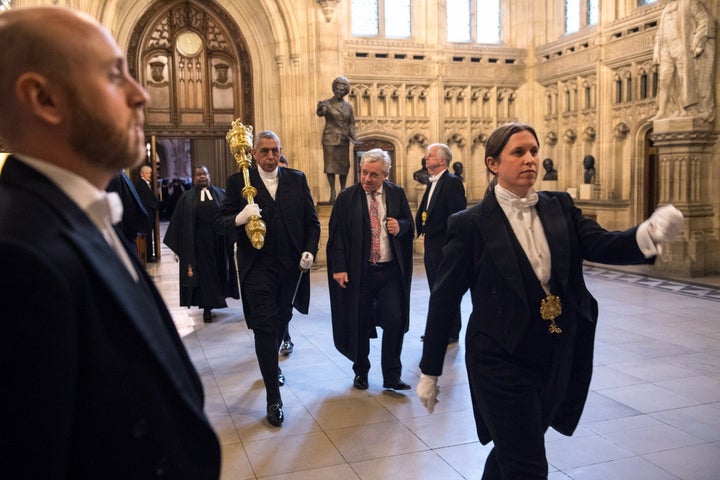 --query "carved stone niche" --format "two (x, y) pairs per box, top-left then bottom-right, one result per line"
(613, 122), (630, 139)
(563, 129), (577, 144)
(545, 131), (558, 146)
